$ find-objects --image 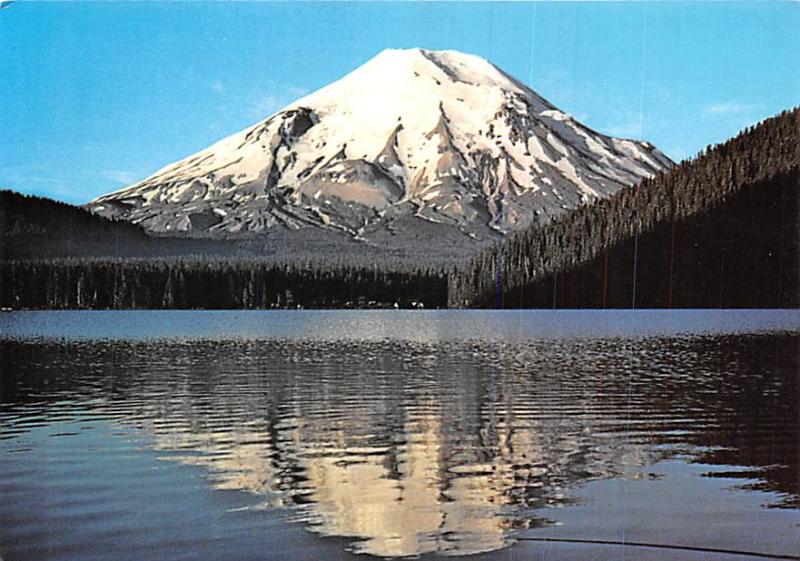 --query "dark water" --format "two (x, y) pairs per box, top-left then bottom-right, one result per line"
(1, 310), (798, 560)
